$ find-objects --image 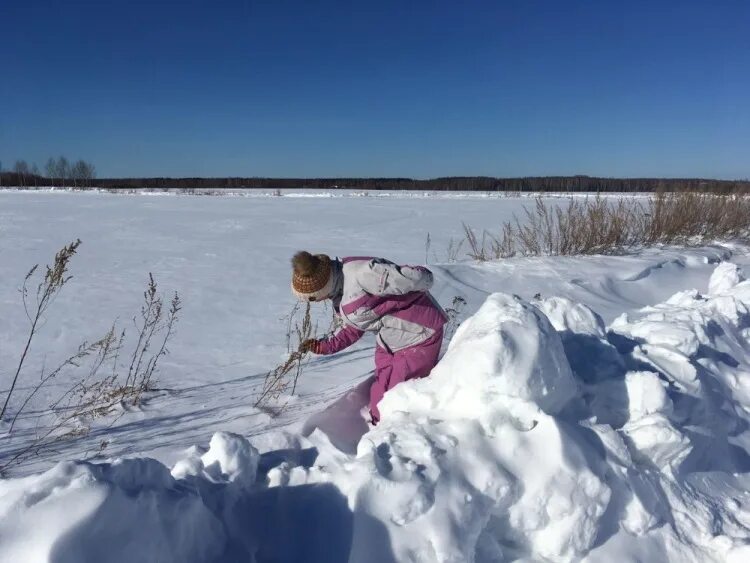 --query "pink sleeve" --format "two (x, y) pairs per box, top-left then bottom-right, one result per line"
(318, 324), (365, 355)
